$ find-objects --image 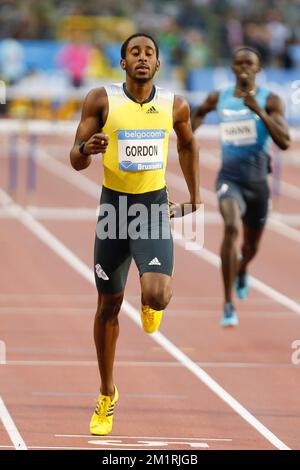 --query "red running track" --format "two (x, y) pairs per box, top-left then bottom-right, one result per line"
(0, 133), (300, 450)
